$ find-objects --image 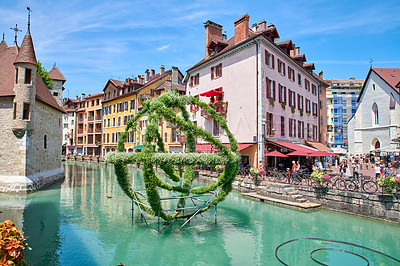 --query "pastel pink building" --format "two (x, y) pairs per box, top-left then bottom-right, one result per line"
(185, 14), (326, 167)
